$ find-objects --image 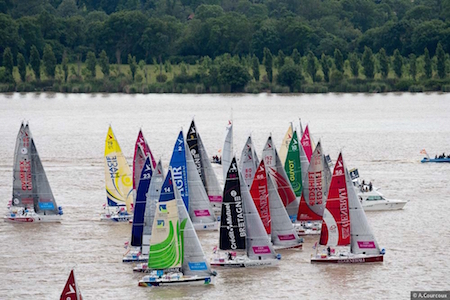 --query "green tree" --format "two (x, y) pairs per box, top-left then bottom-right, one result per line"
(263, 47), (273, 83)
(306, 51), (318, 82)
(86, 51), (96, 78)
(219, 59), (251, 92)
(128, 54), (137, 80)
(42, 44), (56, 79)
(349, 53), (359, 78)
(29, 45), (41, 80)
(424, 48), (432, 79)
(17, 52), (26, 82)
(393, 49), (403, 78)
(379, 48), (389, 79)
(292, 49), (301, 65)
(277, 50), (286, 69)
(2, 47), (13, 78)
(277, 60), (302, 92)
(99, 50), (110, 77)
(62, 55), (68, 82)
(409, 54), (417, 81)
(138, 60), (148, 84)
(436, 42), (446, 79)
(252, 55), (260, 81)
(362, 46), (375, 79)
(334, 48), (344, 73)
(320, 53), (330, 83)
(57, 0), (78, 18)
